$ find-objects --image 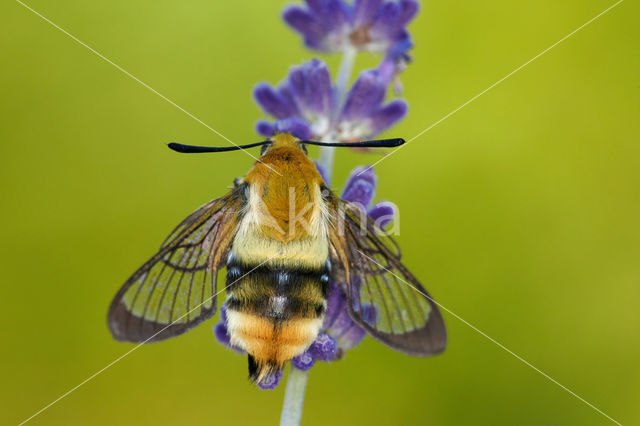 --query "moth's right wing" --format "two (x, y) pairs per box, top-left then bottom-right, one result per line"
(107, 186), (245, 343)
(327, 195), (446, 356)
